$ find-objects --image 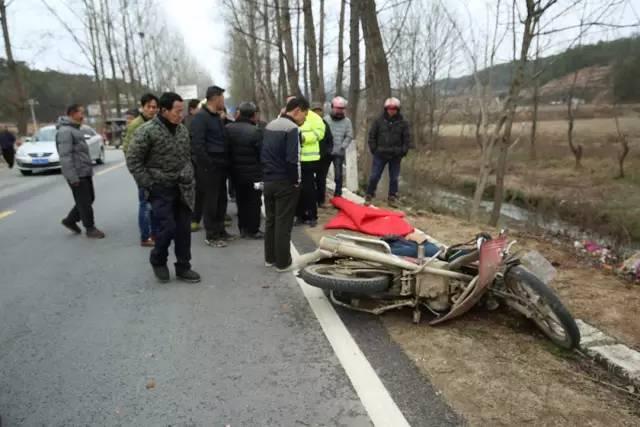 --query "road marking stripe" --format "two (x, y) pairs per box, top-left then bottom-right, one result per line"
(96, 162), (125, 176)
(290, 243), (411, 427)
(0, 210), (16, 221)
